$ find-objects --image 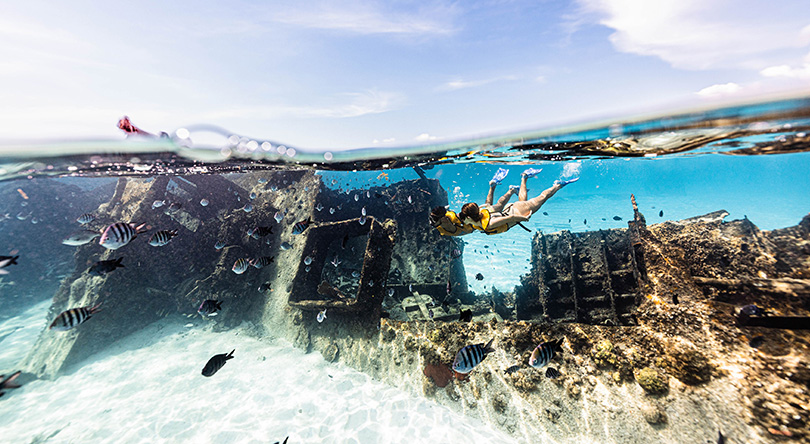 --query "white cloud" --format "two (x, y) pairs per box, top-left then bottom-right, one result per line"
(761, 52), (810, 80)
(577, 0), (810, 70)
(271, 2), (458, 35)
(204, 90), (404, 120)
(696, 82), (742, 98)
(415, 133), (438, 142)
(437, 75), (518, 91)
